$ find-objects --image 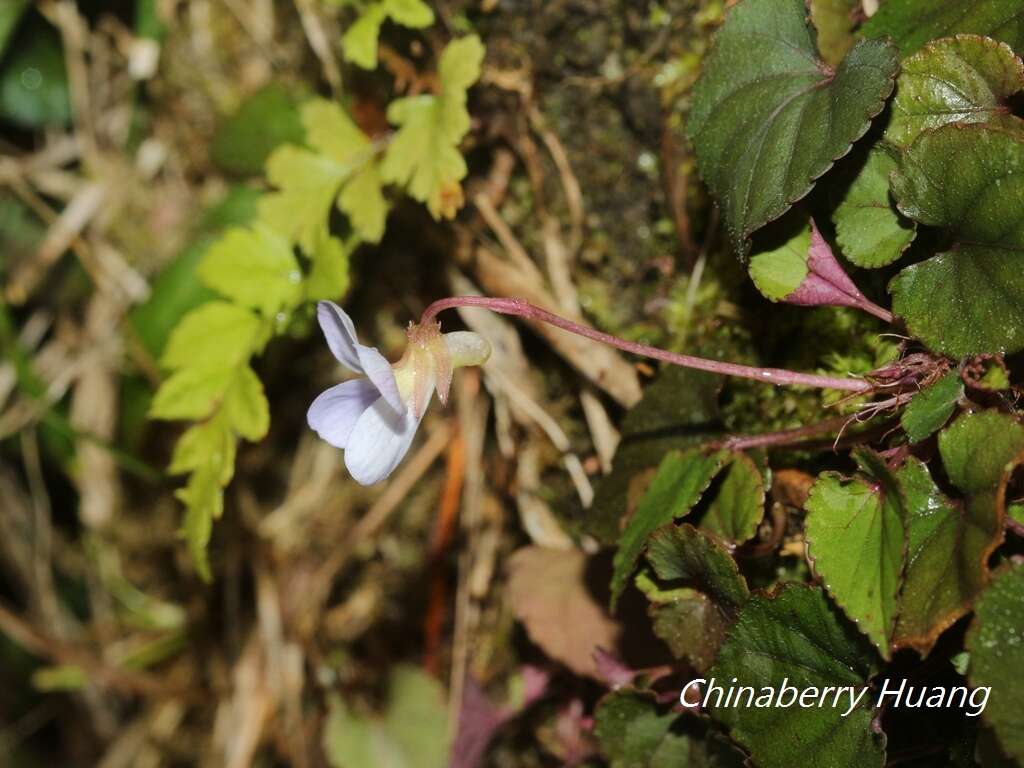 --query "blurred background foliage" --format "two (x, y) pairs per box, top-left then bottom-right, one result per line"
(0, 0), (920, 765)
